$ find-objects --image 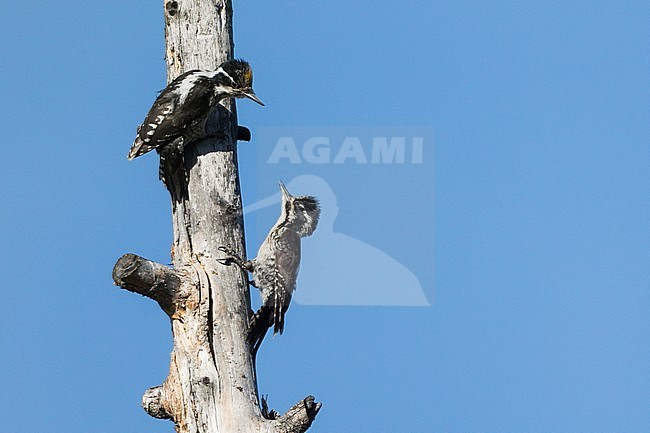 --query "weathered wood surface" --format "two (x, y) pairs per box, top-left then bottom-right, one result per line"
(112, 1), (320, 432)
